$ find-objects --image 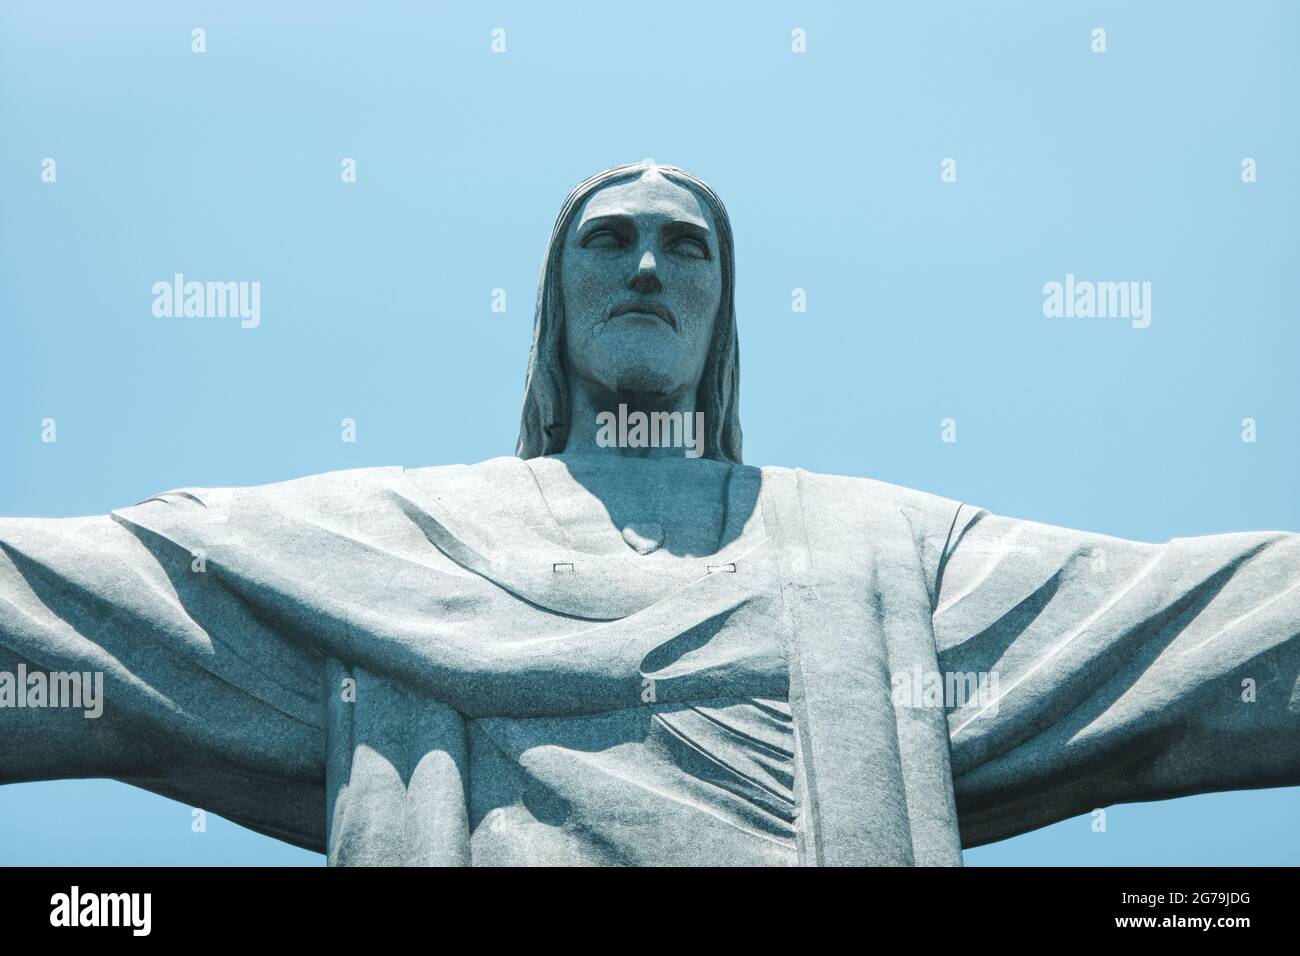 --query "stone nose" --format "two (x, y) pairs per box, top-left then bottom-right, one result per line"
(630, 249), (662, 294)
